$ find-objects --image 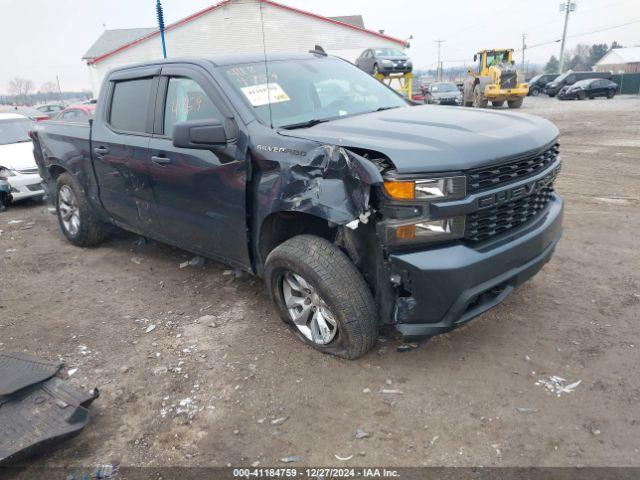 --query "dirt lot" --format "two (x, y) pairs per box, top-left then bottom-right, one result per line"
(1, 95), (639, 471)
